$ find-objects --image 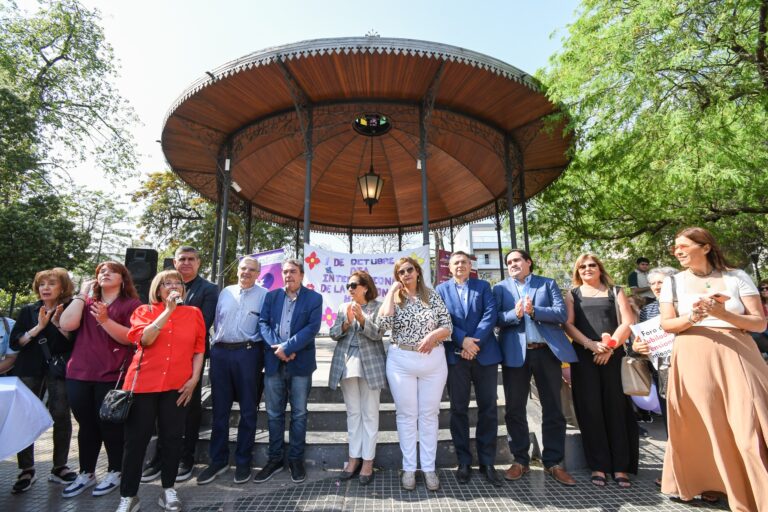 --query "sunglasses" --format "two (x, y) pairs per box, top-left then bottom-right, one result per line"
(760, 287), (768, 291)
(346, 282), (360, 290)
(578, 263), (598, 270)
(397, 267), (416, 276)
(668, 243), (701, 254)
